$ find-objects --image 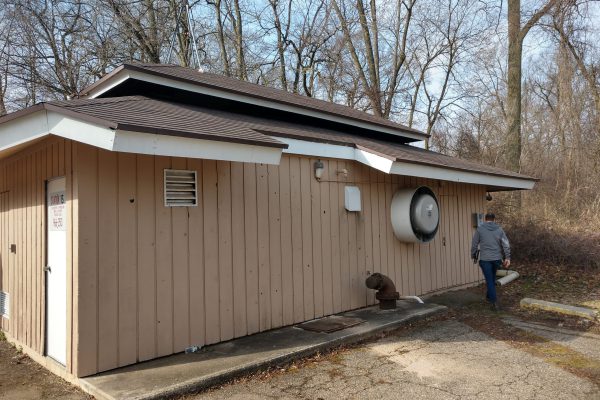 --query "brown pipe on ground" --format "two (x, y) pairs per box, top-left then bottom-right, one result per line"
(365, 273), (400, 309)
